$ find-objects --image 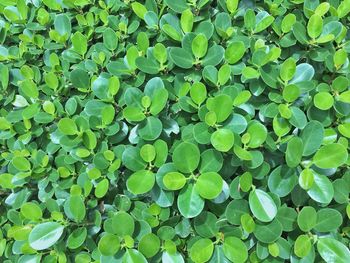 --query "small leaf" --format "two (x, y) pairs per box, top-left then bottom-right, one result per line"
(307, 14), (323, 39)
(297, 206), (317, 232)
(178, 183), (204, 218)
(313, 143), (348, 169)
(317, 238), (350, 263)
(210, 129), (234, 152)
(169, 47), (193, 68)
(249, 189), (277, 222)
(131, 2), (147, 19)
(127, 170), (155, 195)
(280, 58), (296, 82)
(71, 32), (87, 56)
(192, 34), (208, 58)
(190, 239), (214, 263)
(195, 172), (223, 199)
(58, 118), (78, 135)
(29, 222), (64, 250)
(225, 41), (245, 64)
(294, 235), (312, 258)
(181, 9), (193, 33)
(172, 142), (200, 174)
(223, 236), (248, 263)
(163, 172), (187, 190)
(98, 233), (120, 256)
(20, 202), (42, 221)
